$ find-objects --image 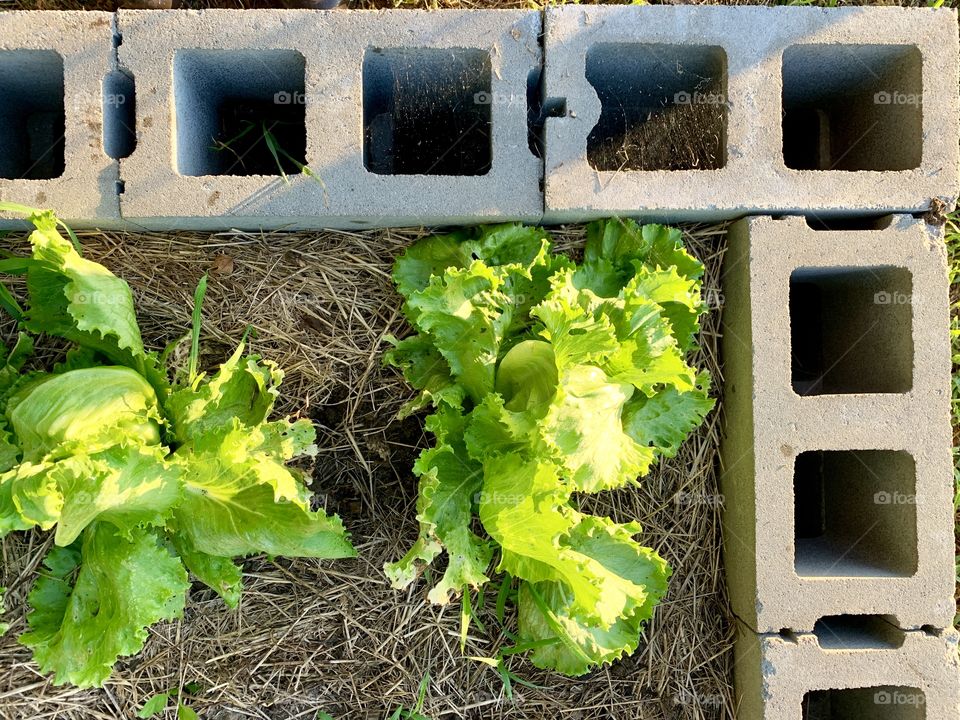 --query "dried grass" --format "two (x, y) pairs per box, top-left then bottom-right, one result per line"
(0, 222), (734, 720)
